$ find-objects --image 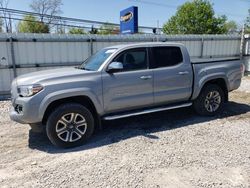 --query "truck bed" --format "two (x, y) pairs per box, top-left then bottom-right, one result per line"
(191, 57), (241, 64)
(191, 57), (242, 100)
